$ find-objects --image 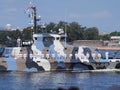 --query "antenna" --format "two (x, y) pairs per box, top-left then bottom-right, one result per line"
(65, 23), (67, 47)
(29, 0), (33, 5)
(29, 1), (32, 6)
